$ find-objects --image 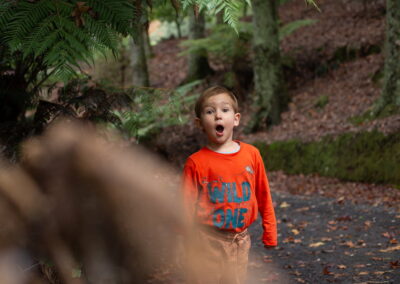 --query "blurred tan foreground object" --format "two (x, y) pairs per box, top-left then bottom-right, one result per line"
(0, 121), (195, 284)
